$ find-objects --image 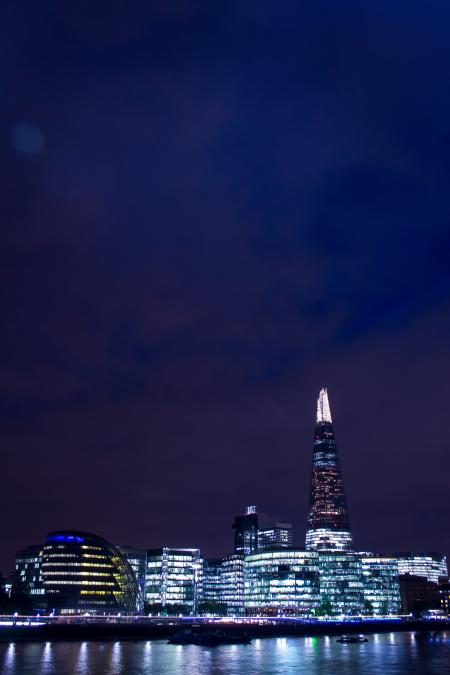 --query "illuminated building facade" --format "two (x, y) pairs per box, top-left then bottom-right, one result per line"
(318, 553), (364, 615)
(360, 555), (401, 615)
(258, 522), (293, 551)
(201, 558), (227, 615)
(42, 531), (137, 613)
(201, 555), (246, 616)
(394, 553), (448, 584)
(13, 545), (46, 609)
(117, 546), (147, 612)
(244, 549), (320, 616)
(221, 554), (245, 615)
(305, 388), (353, 552)
(145, 548), (202, 616)
(233, 506), (259, 555)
